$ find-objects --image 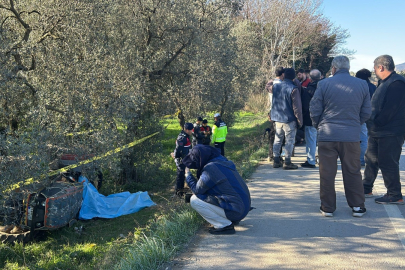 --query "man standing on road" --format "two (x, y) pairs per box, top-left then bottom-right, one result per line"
(171, 123), (193, 196)
(212, 113), (228, 156)
(265, 66), (285, 114)
(355, 69), (377, 166)
(265, 67), (284, 162)
(271, 68), (303, 170)
(310, 55), (371, 217)
(363, 55), (405, 205)
(301, 69), (321, 168)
